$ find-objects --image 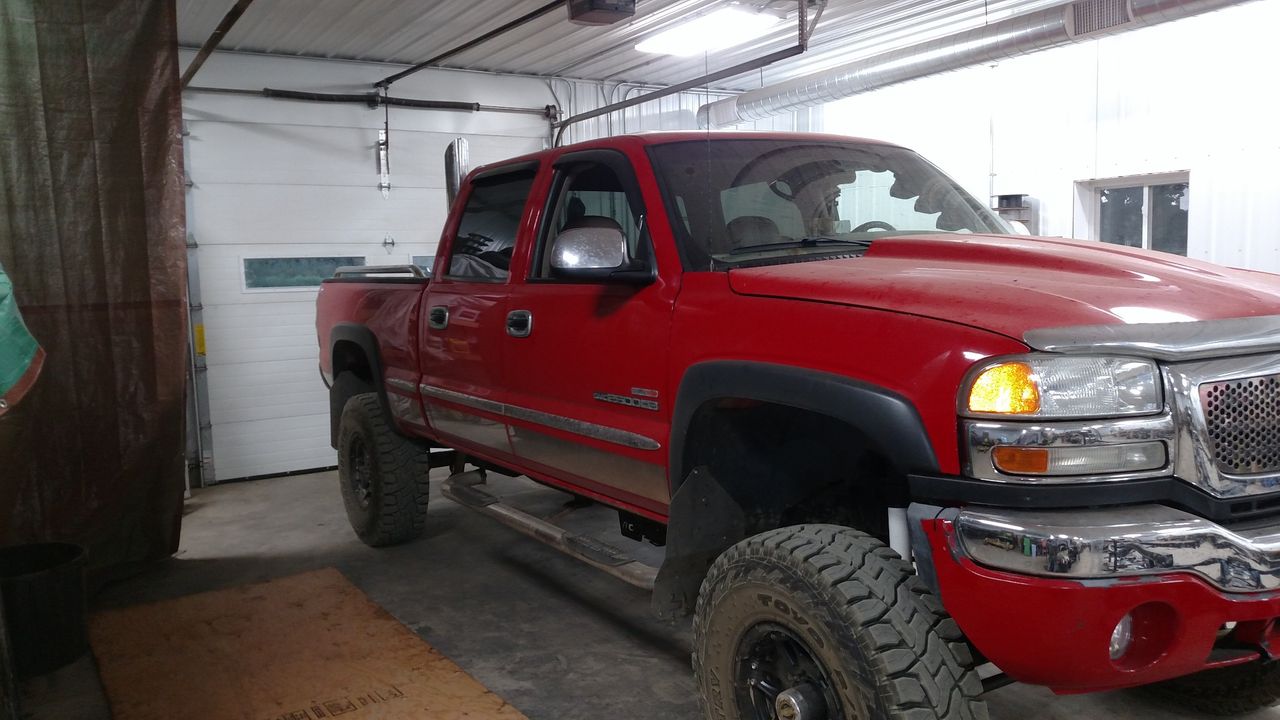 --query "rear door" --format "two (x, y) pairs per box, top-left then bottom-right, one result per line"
(502, 149), (676, 517)
(419, 163), (538, 464)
